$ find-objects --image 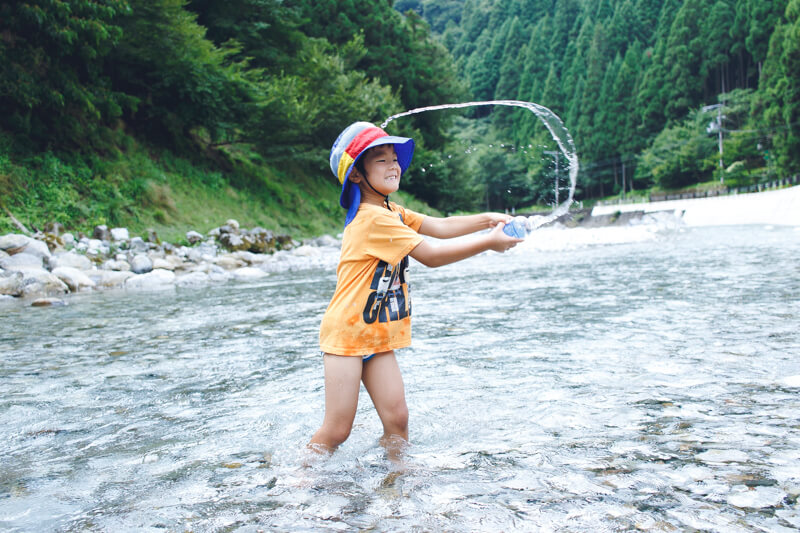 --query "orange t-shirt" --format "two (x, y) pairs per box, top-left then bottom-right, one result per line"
(319, 202), (425, 356)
